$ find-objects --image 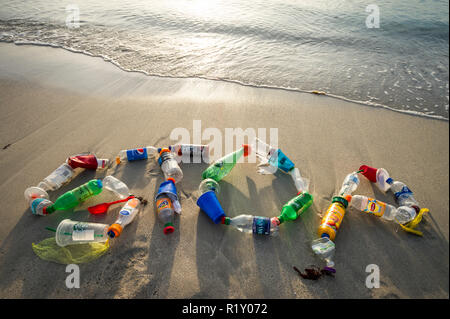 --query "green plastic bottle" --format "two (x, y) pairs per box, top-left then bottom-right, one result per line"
(201, 145), (250, 182)
(278, 192), (313, 223)
(44, 179), (103, 214)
